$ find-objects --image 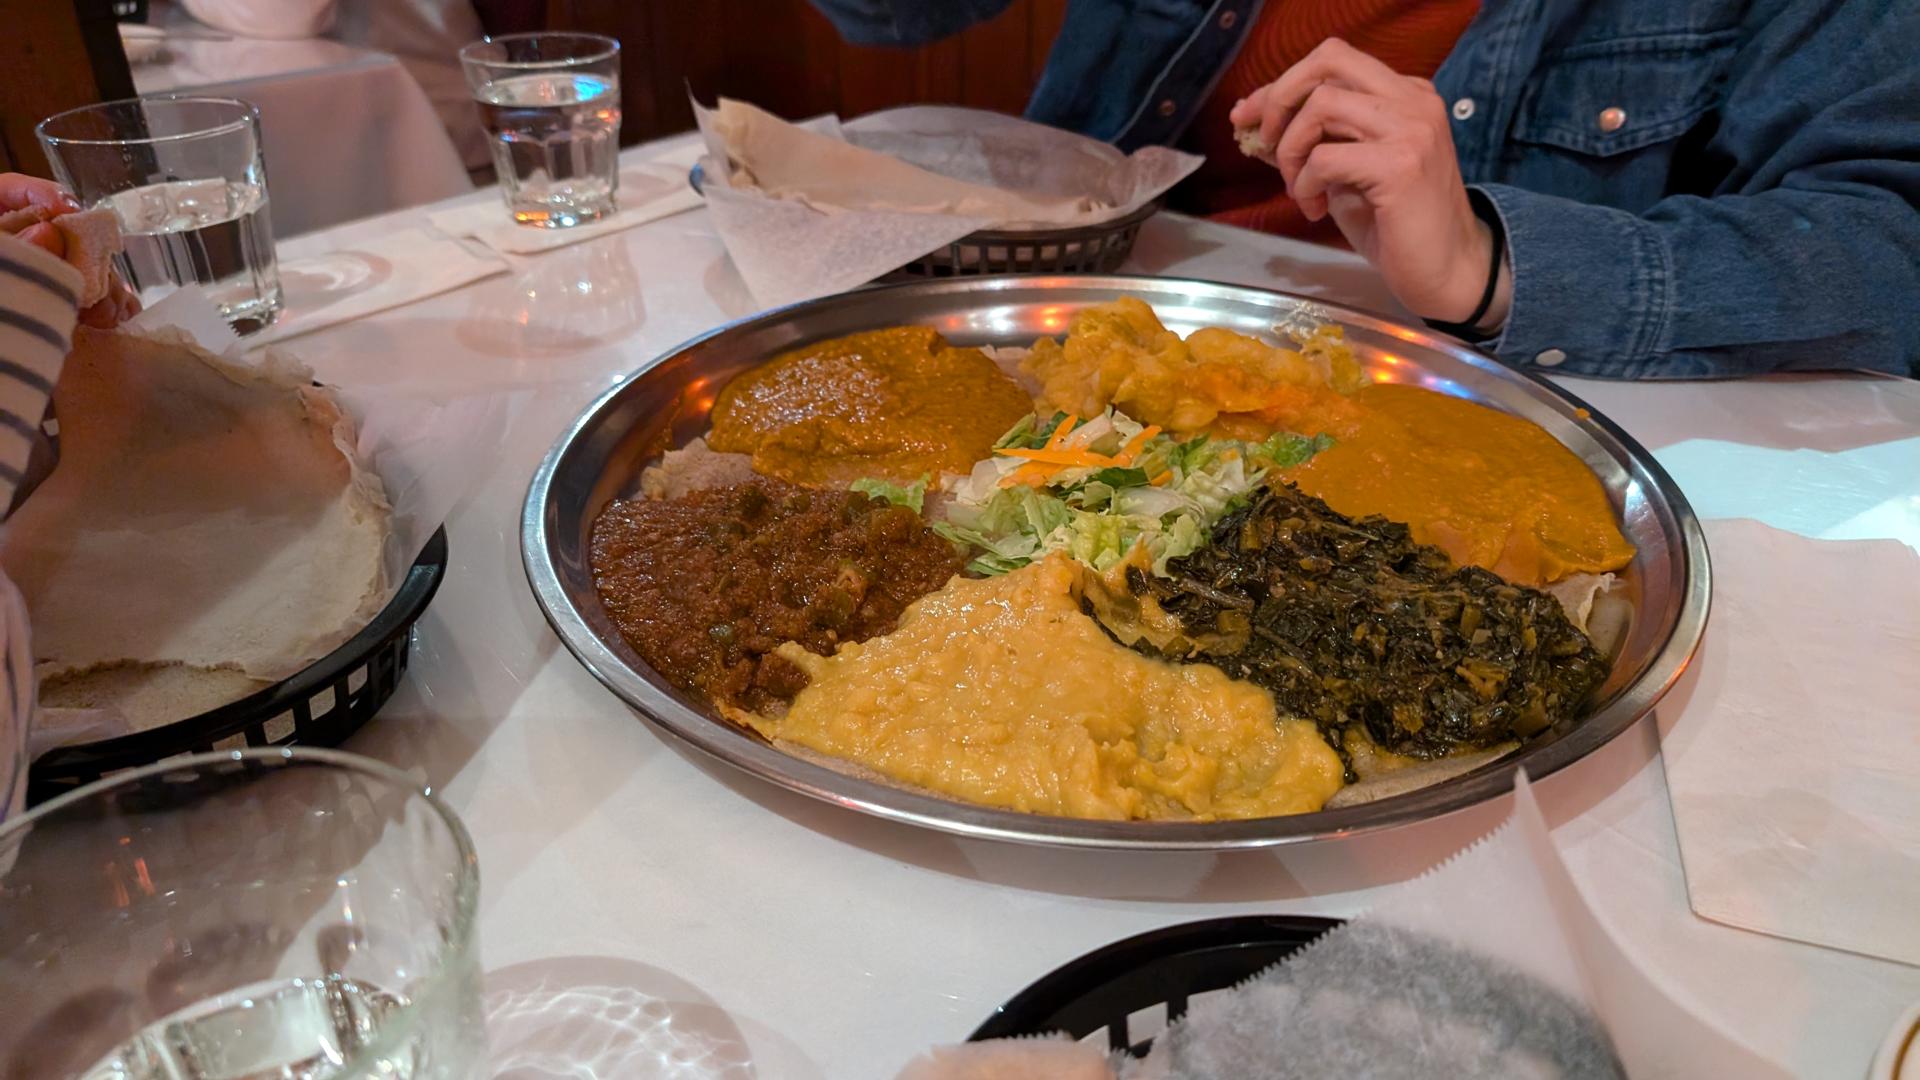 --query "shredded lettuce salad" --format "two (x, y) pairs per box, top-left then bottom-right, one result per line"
(849, 474), (928, 514)
(920, 409), (1332, 577)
